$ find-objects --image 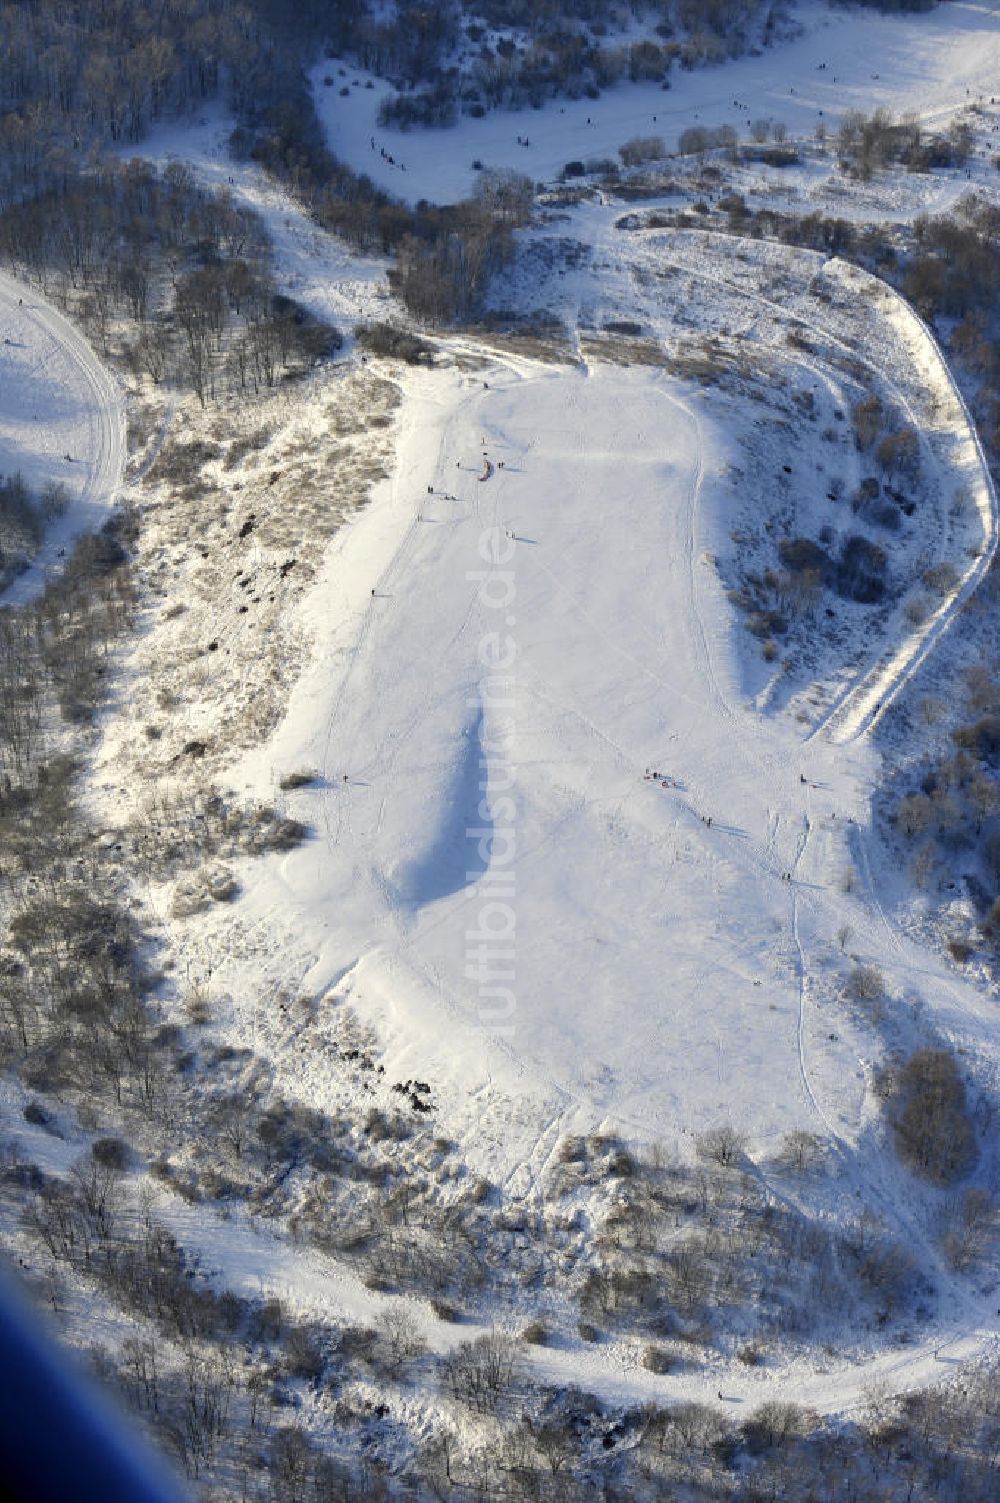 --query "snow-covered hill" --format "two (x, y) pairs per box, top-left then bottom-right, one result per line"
(87, 42), (1000, 1416)
(116, 321), (1000, 1413)
(6, 6), (1000, 1479)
